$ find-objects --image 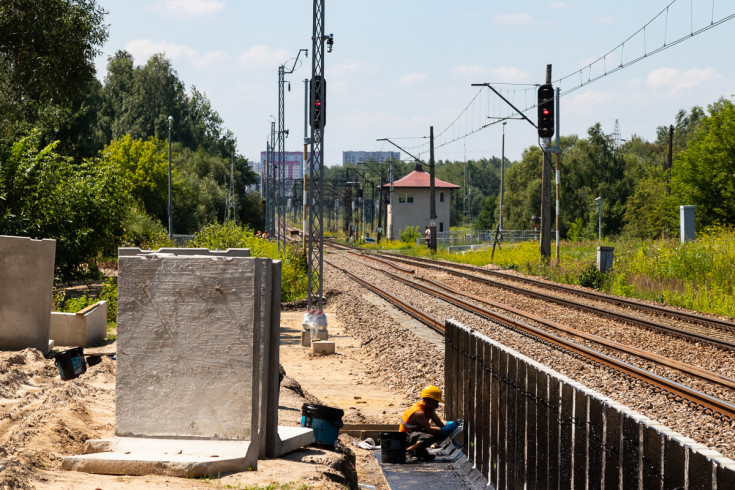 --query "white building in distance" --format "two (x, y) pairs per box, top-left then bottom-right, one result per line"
(383, 164), (460, 240)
